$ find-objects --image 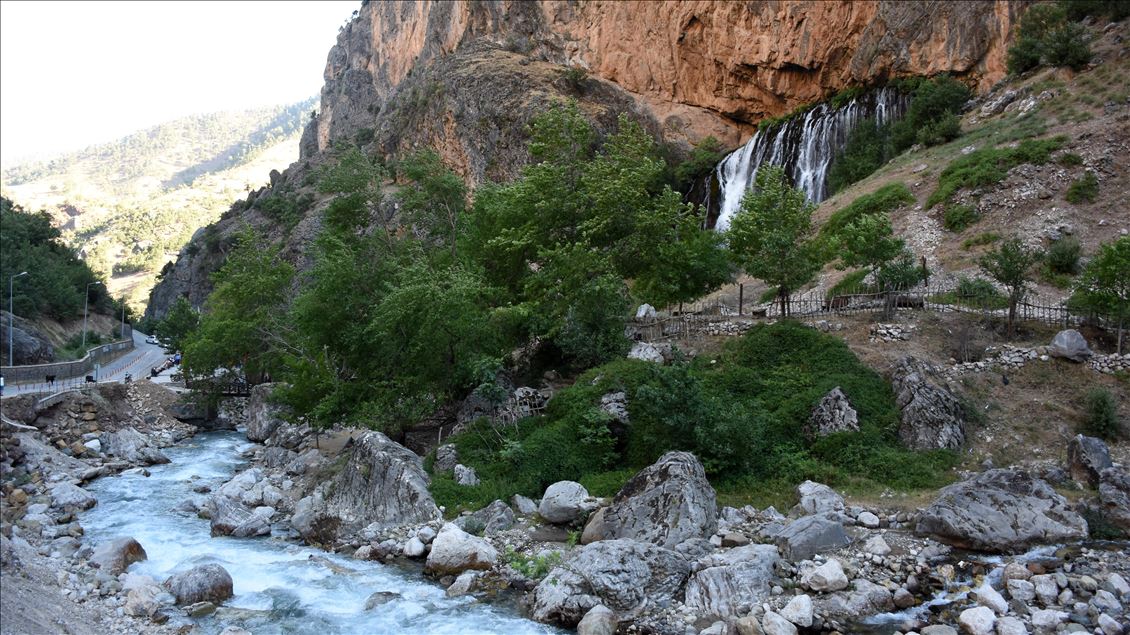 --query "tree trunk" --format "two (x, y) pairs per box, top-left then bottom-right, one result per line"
(1007, 297), (1017, 339)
